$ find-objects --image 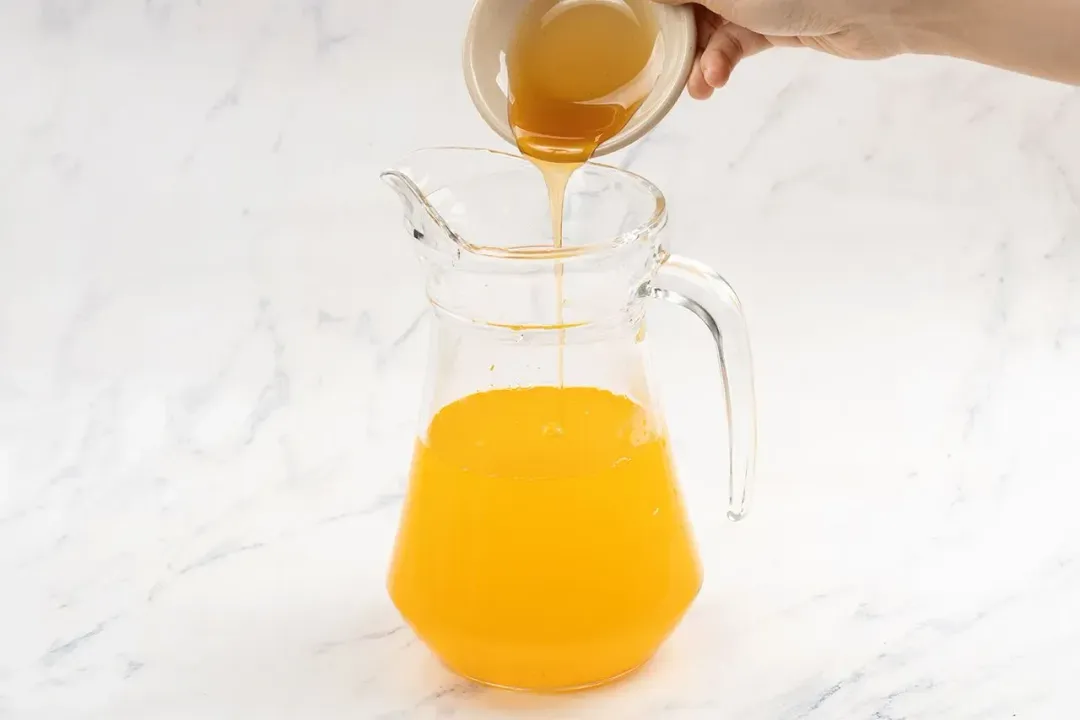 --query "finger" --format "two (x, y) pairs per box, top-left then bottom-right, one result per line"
(653, 0), (733, 14)
(694, 4), (714, 51)
(686, 54), (714, 99)
(699, 23), (775, 88)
